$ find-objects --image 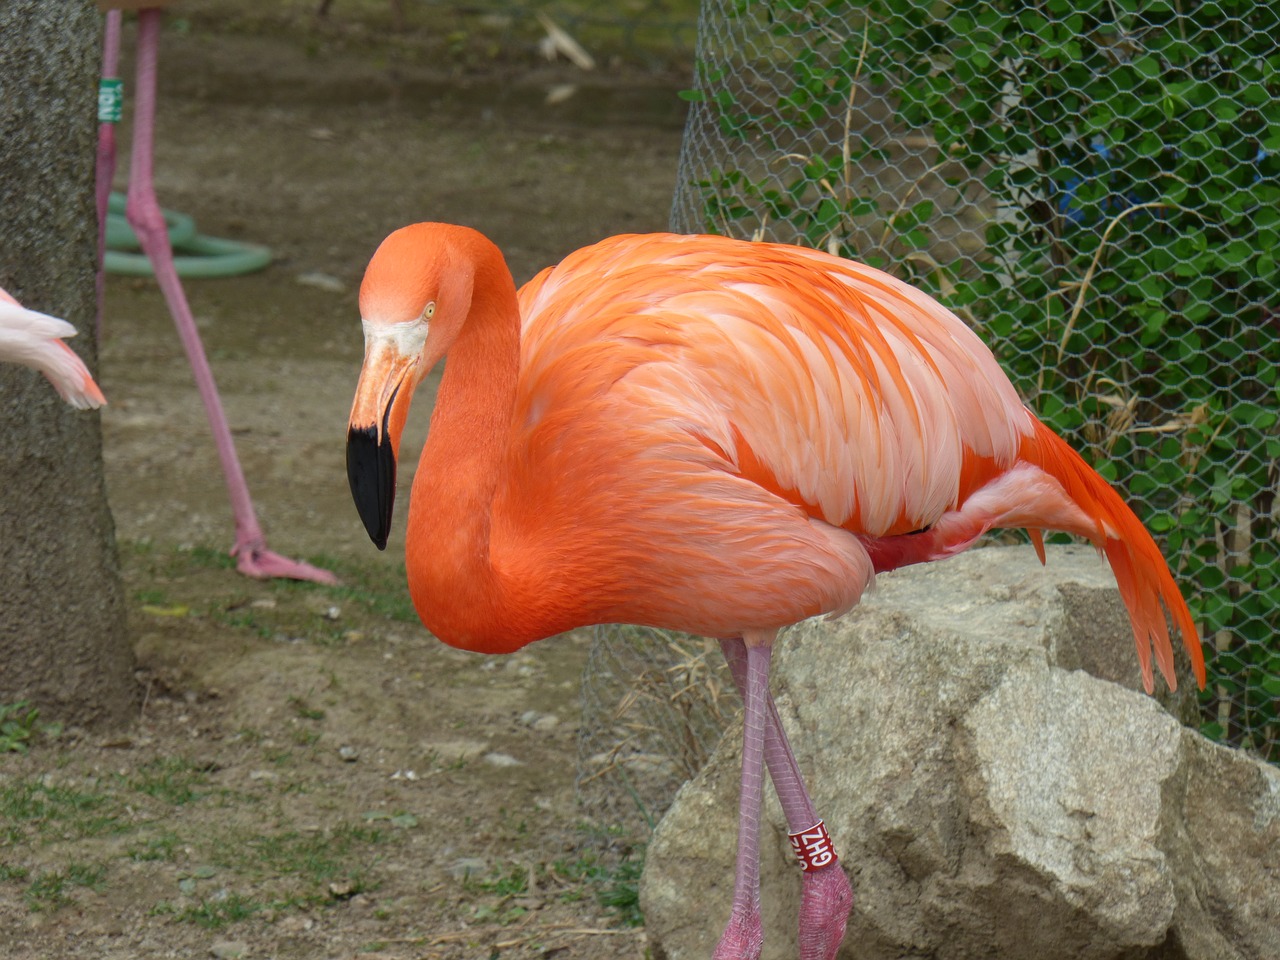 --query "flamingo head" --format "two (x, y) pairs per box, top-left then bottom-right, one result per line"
(346, 223), (477, 549)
